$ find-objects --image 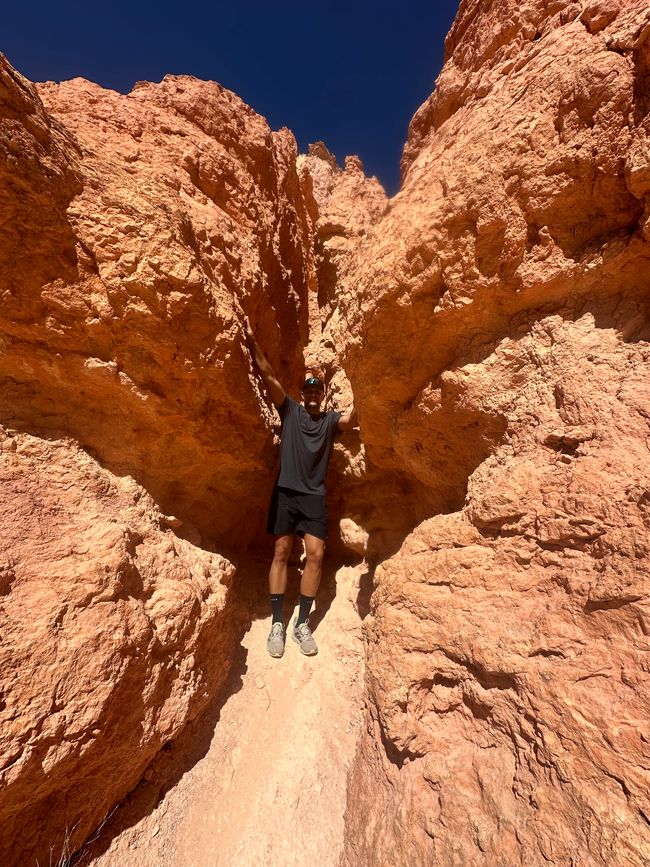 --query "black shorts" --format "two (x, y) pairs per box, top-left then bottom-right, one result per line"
(267, 486), (328, 541)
